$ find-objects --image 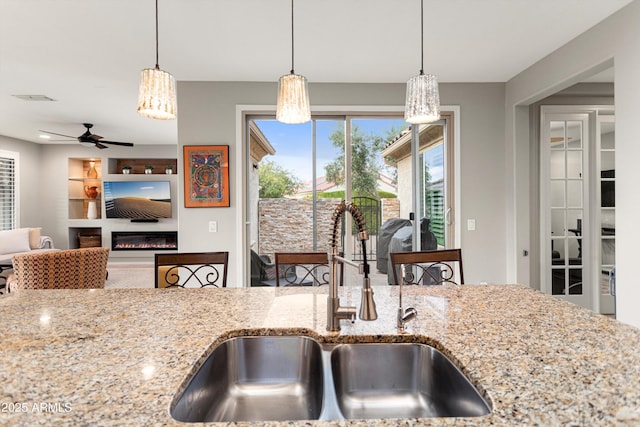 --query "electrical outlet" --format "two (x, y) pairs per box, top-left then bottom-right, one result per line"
(208, 221), (217, 233)
(467, 219), (476, 231)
